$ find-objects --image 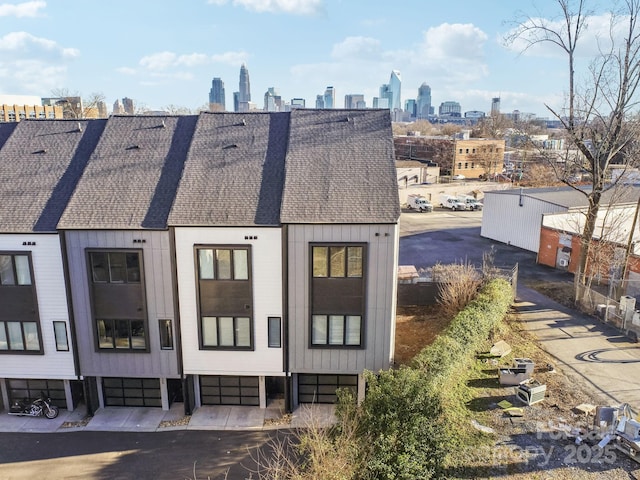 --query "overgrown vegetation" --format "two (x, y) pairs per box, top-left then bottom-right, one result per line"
(250, 279), (514, 479)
